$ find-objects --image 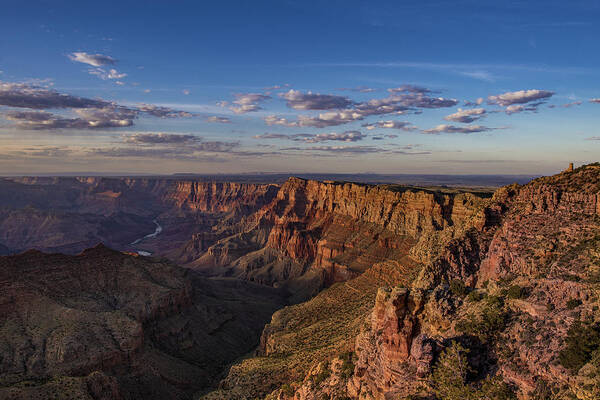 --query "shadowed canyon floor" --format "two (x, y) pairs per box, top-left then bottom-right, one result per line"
(1, 165), (599, 399)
